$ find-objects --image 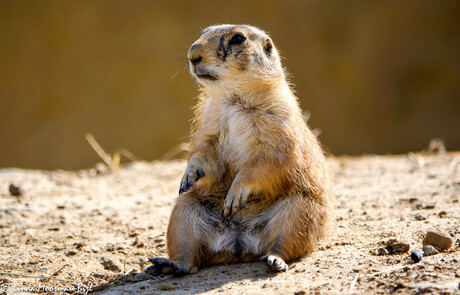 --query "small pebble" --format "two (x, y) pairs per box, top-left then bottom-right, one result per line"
(385, 239), (410, 253)
(91, 272), (109, 279)
(378, 247), (390, 255)
(132, 271), (152, 282)
(413, 213), (426, 221)
(92, 283), (109, 292)
(100, 257), (122, 272)
(422, 204), (435, 209)
(159, 283), (176, 291)
(422, 245), (439, 256)
(74, 242), (86, 249)
(422, 230), (454, 251)
(8, 184), (23, 196)
(410, 251), (423, 263)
